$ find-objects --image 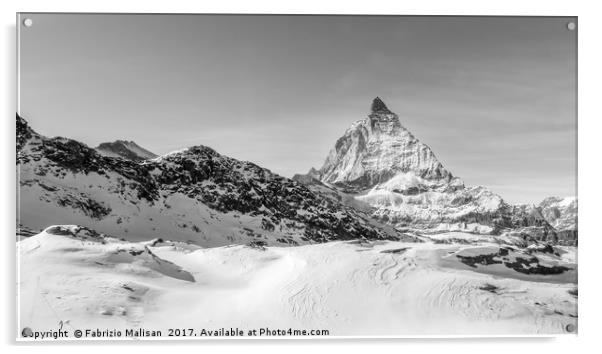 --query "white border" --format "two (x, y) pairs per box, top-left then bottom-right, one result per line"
(15, 11), (21, 345)
(3, 0), (601, 353)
